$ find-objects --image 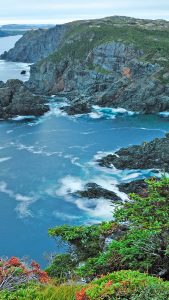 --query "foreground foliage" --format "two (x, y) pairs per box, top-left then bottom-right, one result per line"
(0, 257), (49, 291)
(76, 270), (169, 300)
(1, 178), (169, 299)
(49, 177), (169, 280)
(0, 284), (81, 300)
